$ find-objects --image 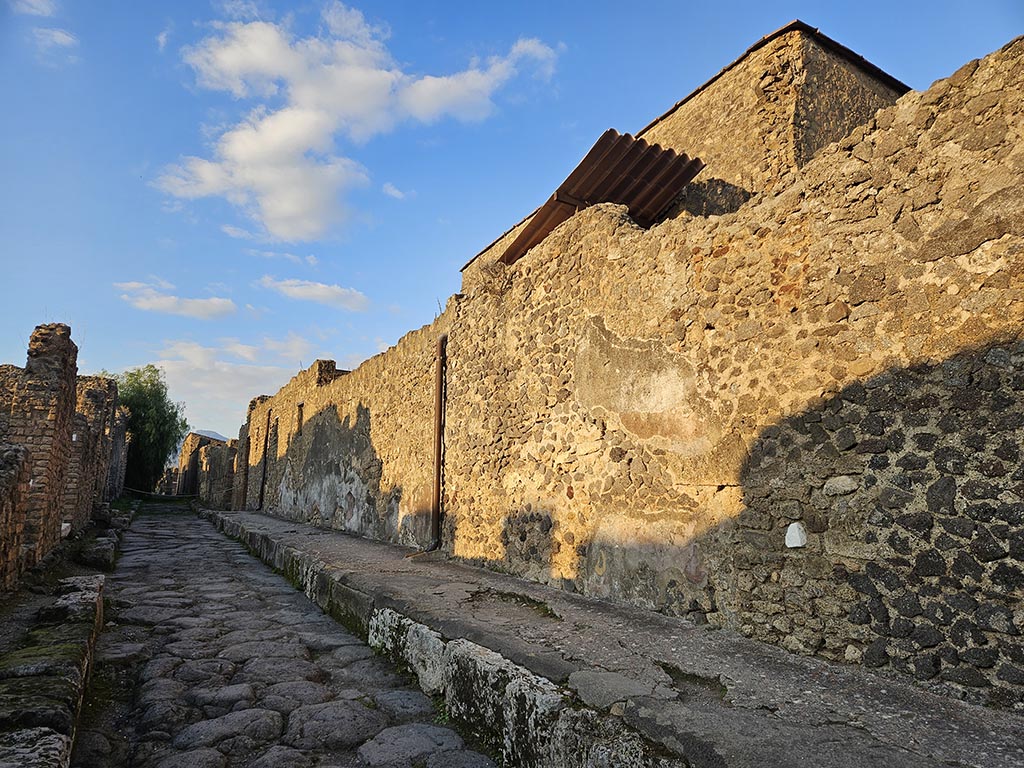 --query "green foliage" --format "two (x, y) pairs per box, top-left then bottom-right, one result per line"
(109, 364), (188, 492)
